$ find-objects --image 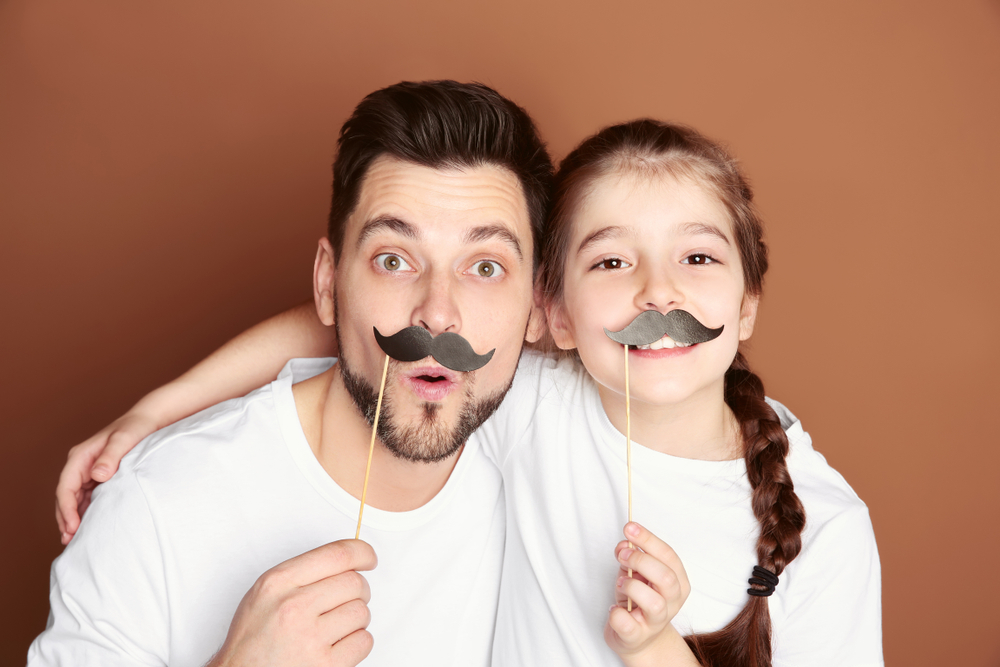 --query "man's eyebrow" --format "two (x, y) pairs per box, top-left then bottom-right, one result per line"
(576, 225), (630, 256)
(680, 222), (731, 246)
(355, 215), (421, 248)
(463, 223), (523, 261)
